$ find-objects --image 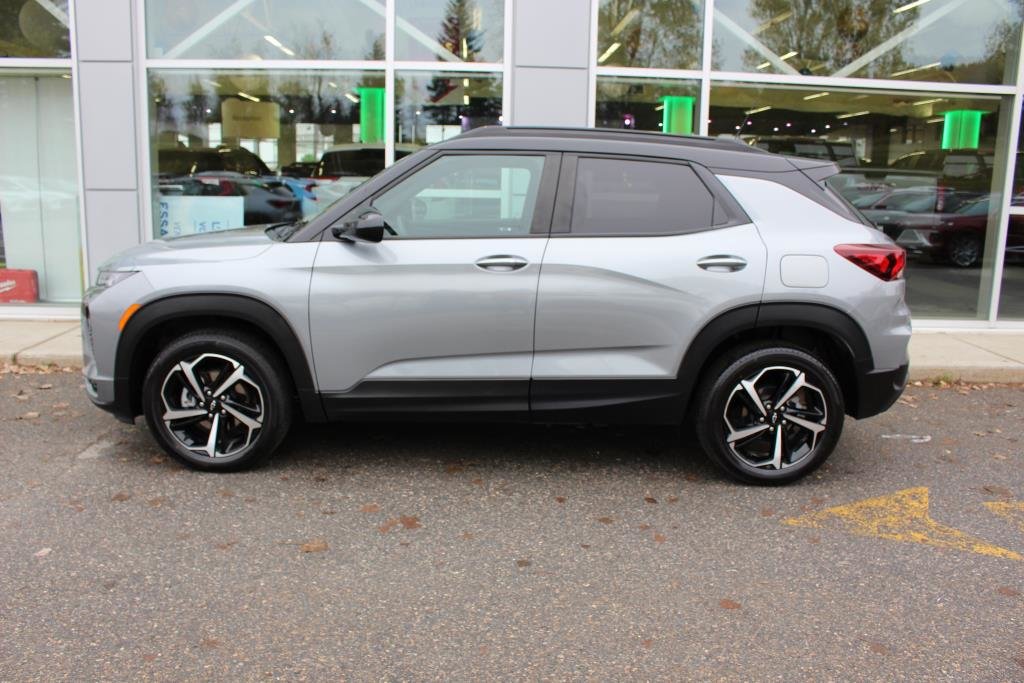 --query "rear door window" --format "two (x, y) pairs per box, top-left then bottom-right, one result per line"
(569, 158), (715, 236)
